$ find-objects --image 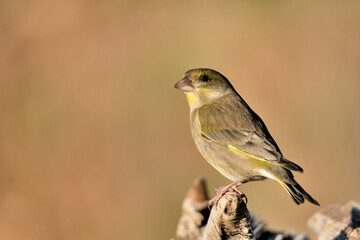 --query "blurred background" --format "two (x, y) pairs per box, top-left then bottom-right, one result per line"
(0, 0), (359, 239)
